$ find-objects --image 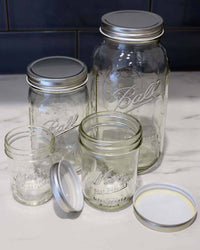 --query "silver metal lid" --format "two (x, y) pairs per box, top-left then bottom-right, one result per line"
(50, 160), (84, 213)
(27, 56), (88, 92)
(133, 183), (197, 232)
(100, 10), (164, 42)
